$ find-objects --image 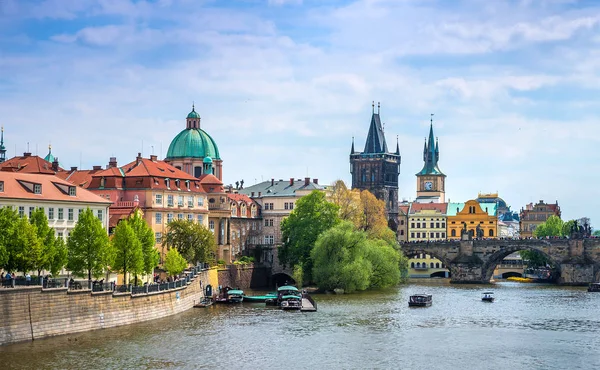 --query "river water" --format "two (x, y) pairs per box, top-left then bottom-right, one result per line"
(1, 280), (600, 370)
